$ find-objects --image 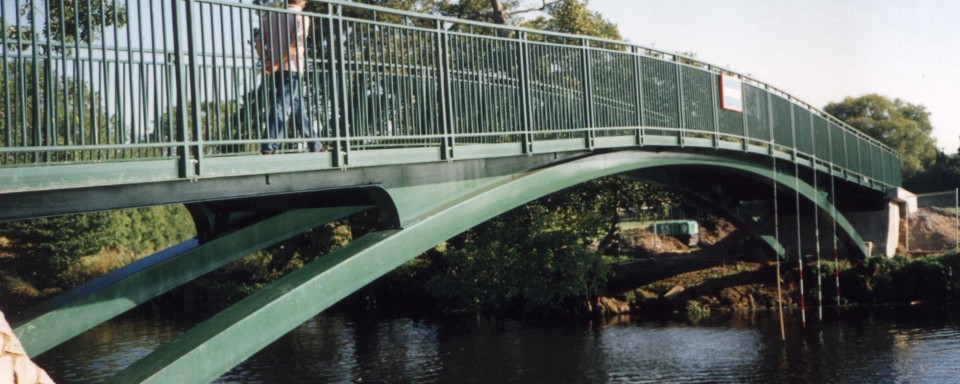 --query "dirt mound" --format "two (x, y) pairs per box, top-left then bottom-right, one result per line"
(622, 230), (690, 254)
(903, 208), (958, 252)
(698, 216), (738, 246)
(622, 214), (740, 255)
